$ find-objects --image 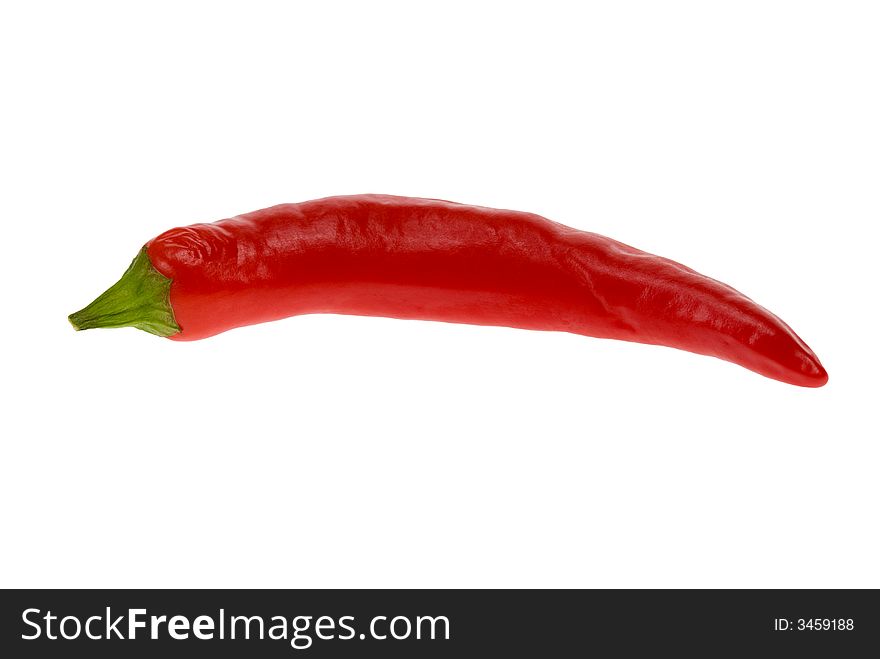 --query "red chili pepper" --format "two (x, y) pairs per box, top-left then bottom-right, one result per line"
(69, 194), (827, 387)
